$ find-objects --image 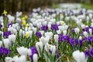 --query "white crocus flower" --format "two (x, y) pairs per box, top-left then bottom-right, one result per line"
(33, 54), (38, 62)
(36, 41), (43, 57)
(16, 12), (22, 17)
(83, 31), (88, 37)
(54, 34), (58, 43)
(72, 50), (88, 62)
(5, 57), (13, 62)
(74, 27), (80, 34)
(63, 30), (67, 35)
(56, 30), (61, 34)
(49, 45), (56, 56)
(79, 36), (82, 40)
(7, 15), (15, 23)
(54, 34), (58, 48)
(16, 18), (21, 23)
(27, 49), (32, 56)
(13, 55), (26, 62)
(32, 27), (37, 34)
(89, 28), (92, 35)
(0, 41), (2, 47)
(8, 34), (16, 43)
(3, 39), (11, 48)
(17, 46), (28, 56)
(39, 36), (49, 45)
